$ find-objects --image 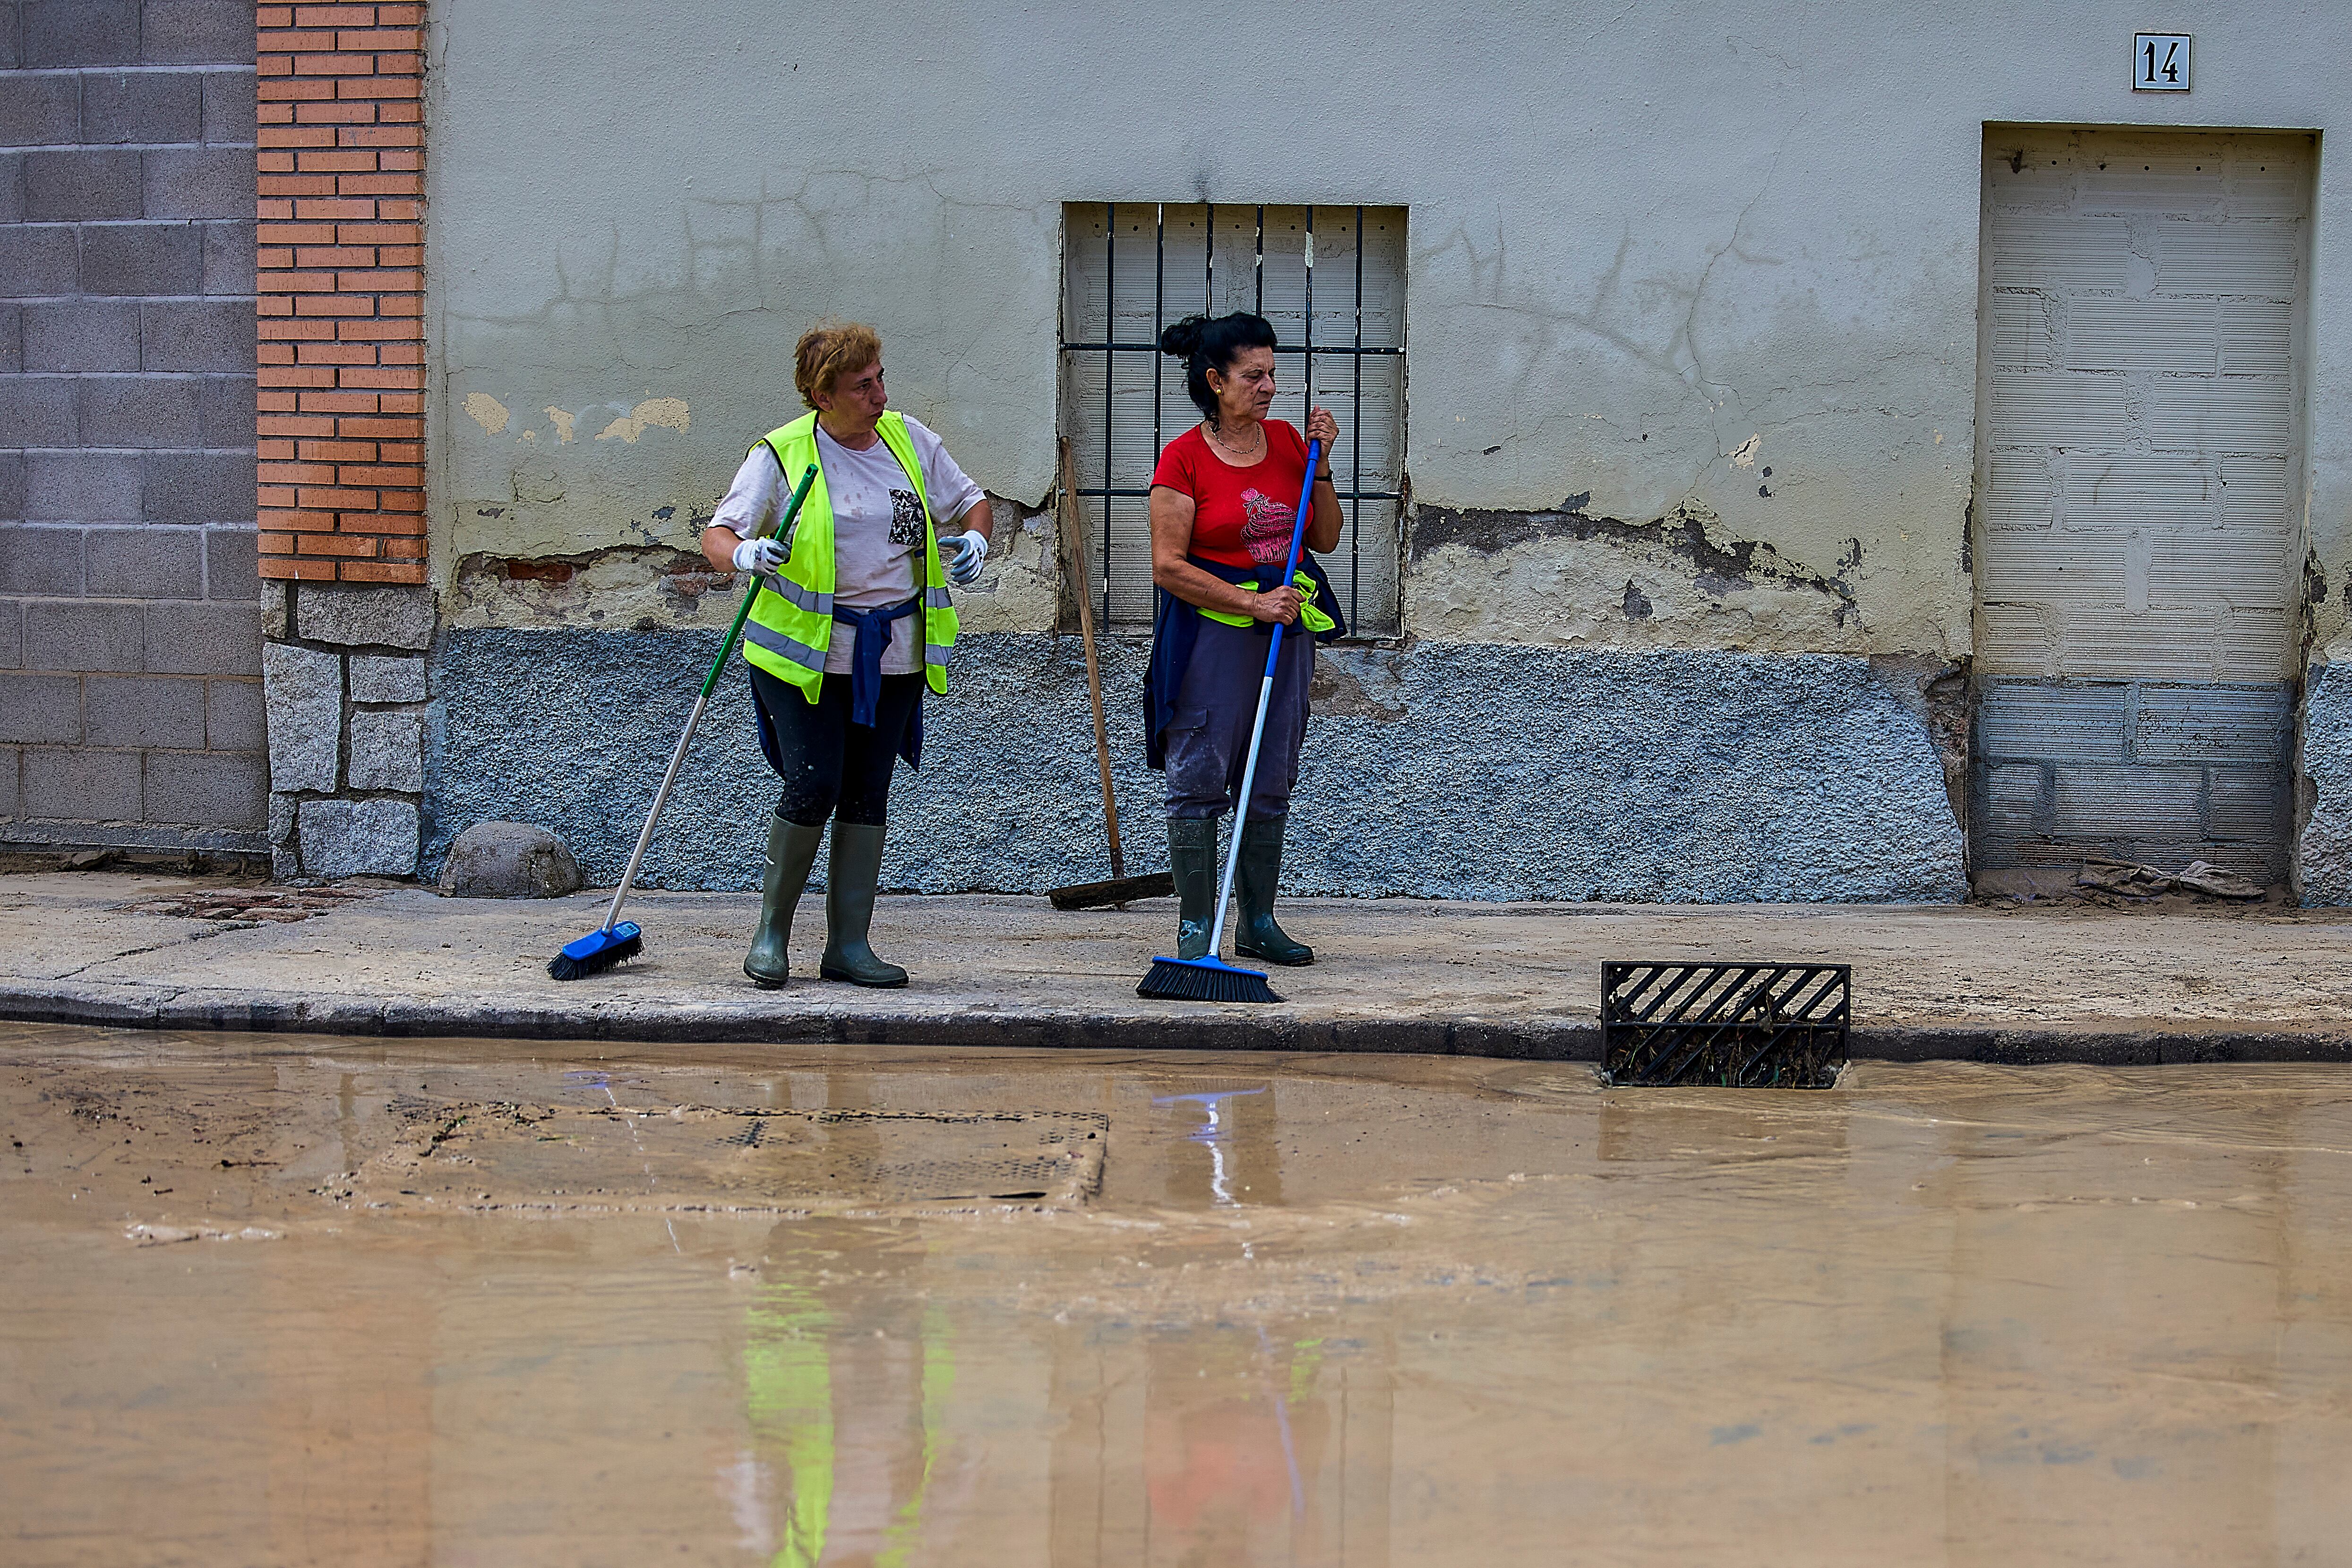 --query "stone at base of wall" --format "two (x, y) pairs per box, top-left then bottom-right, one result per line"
(298, 586), (433, 651)
(439, 821), (583, 898)
(261, 583), (433, 882)
(300, 798), (420, 879)
(425, 630), (1968, 902)
(348, 708), (425, 792)
(261, 642), (340, 794)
